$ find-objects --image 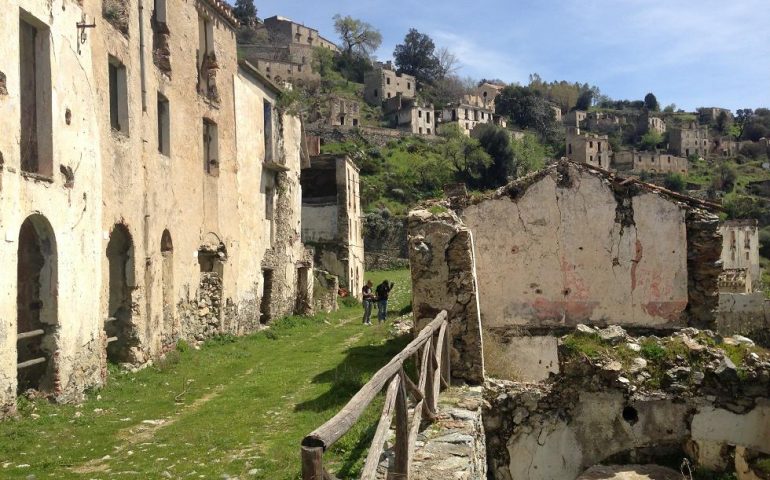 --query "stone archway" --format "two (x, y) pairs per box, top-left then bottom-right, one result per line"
(16, 214), (58, 394)
(105, 223), (137, 363)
